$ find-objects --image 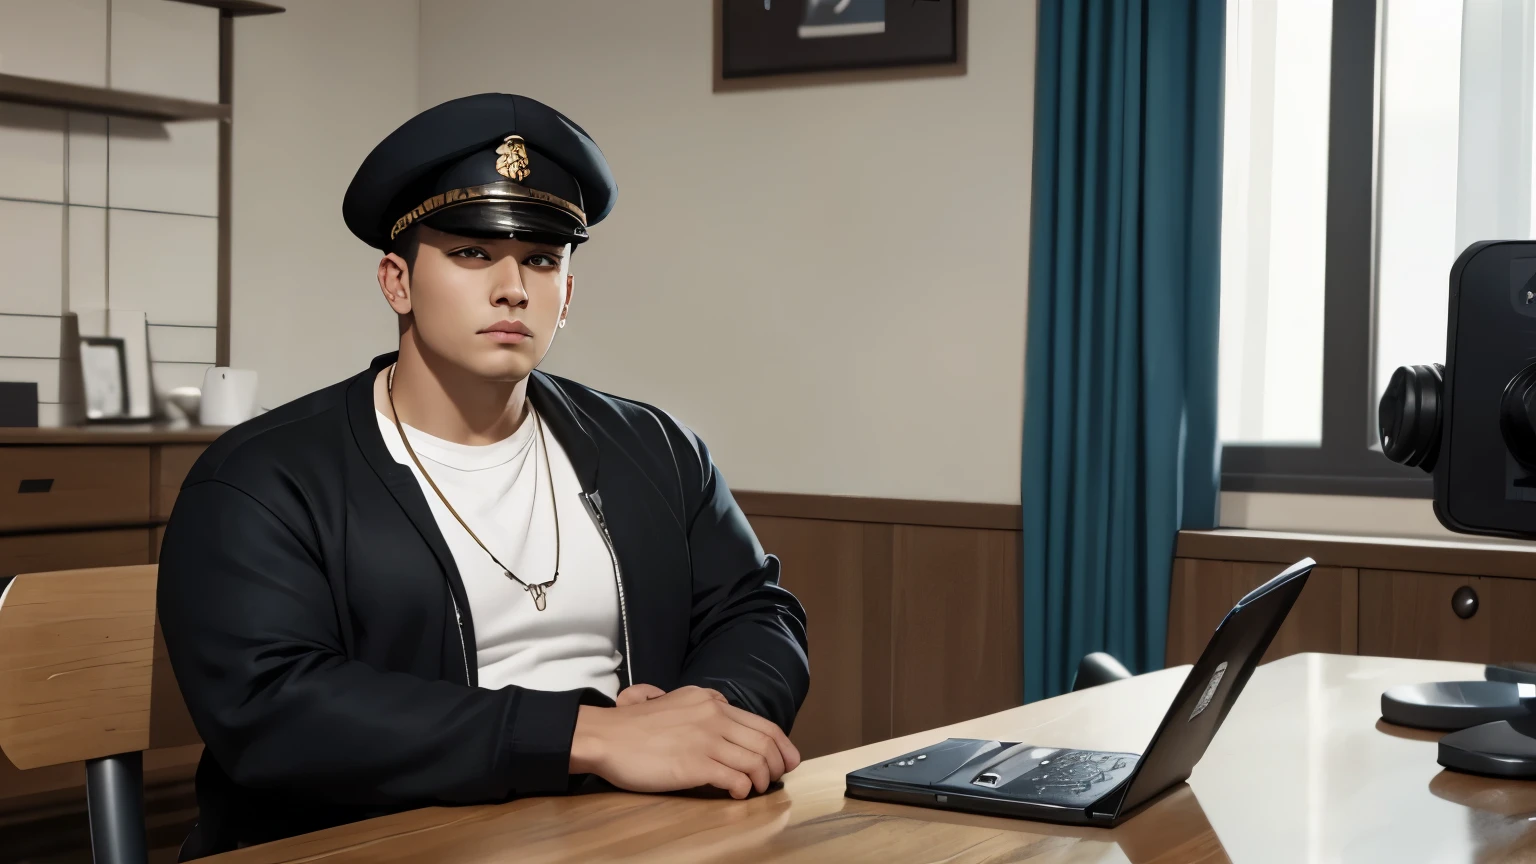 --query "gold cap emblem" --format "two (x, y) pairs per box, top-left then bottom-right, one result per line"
(495, 135), (531, 182)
